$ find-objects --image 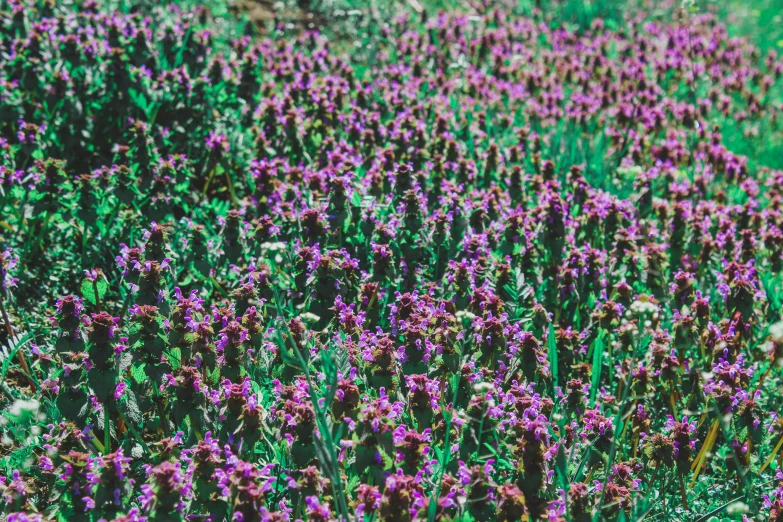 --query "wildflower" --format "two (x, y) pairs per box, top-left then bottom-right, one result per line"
(0, 248), (19, 289)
